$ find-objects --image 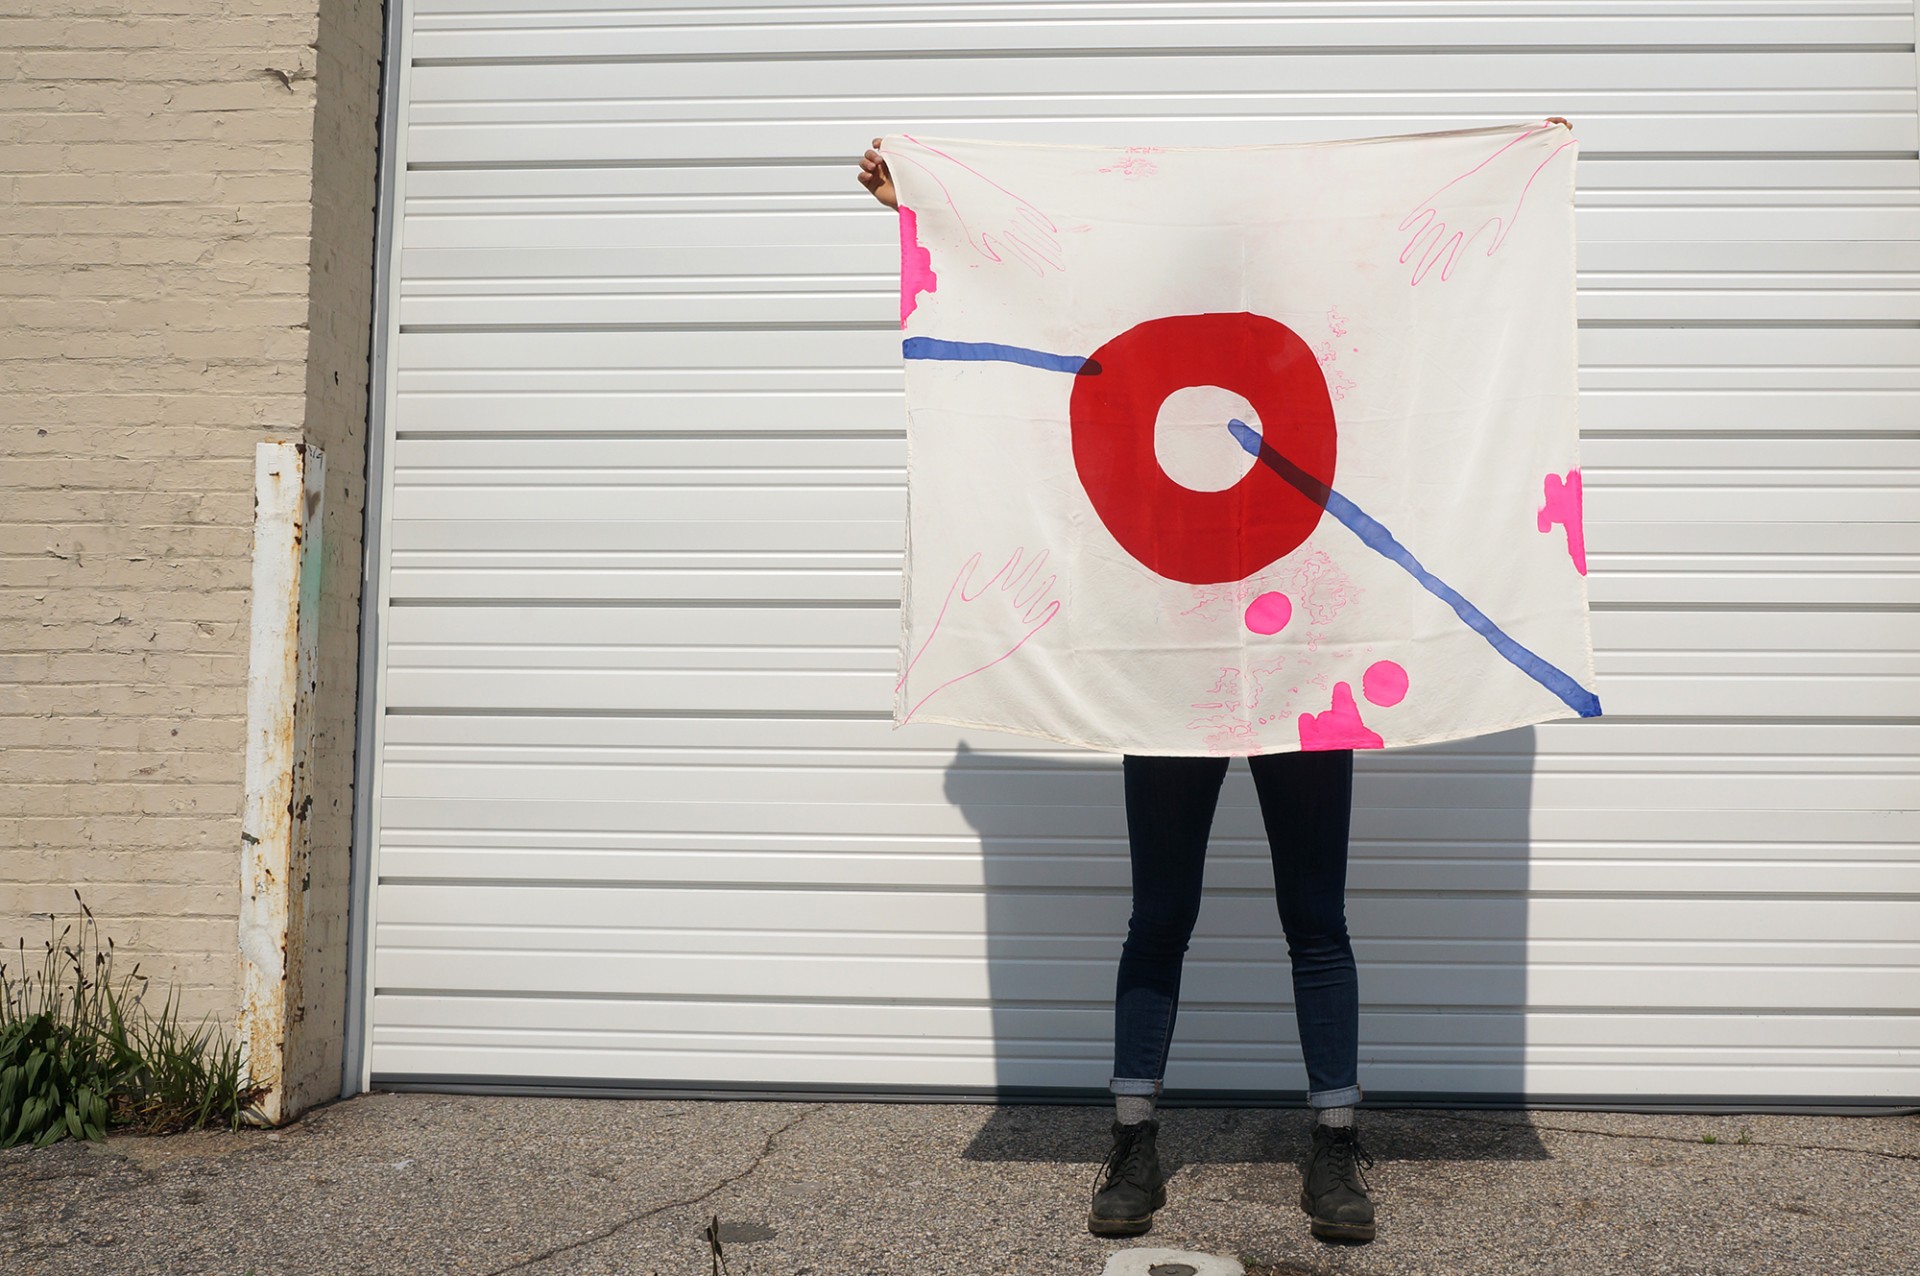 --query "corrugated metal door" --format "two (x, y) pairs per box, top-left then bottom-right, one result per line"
(360, 1), (1920, 1102)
